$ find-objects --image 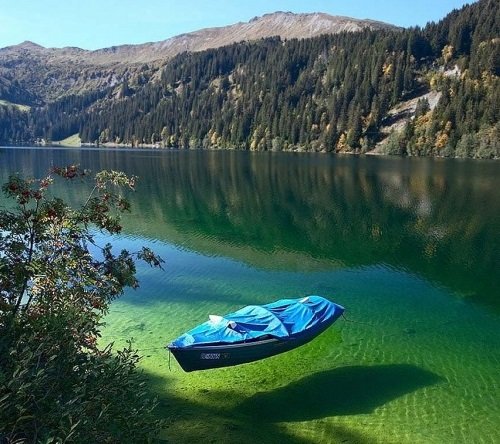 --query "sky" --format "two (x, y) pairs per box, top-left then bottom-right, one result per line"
(0, 0), (475, 50)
